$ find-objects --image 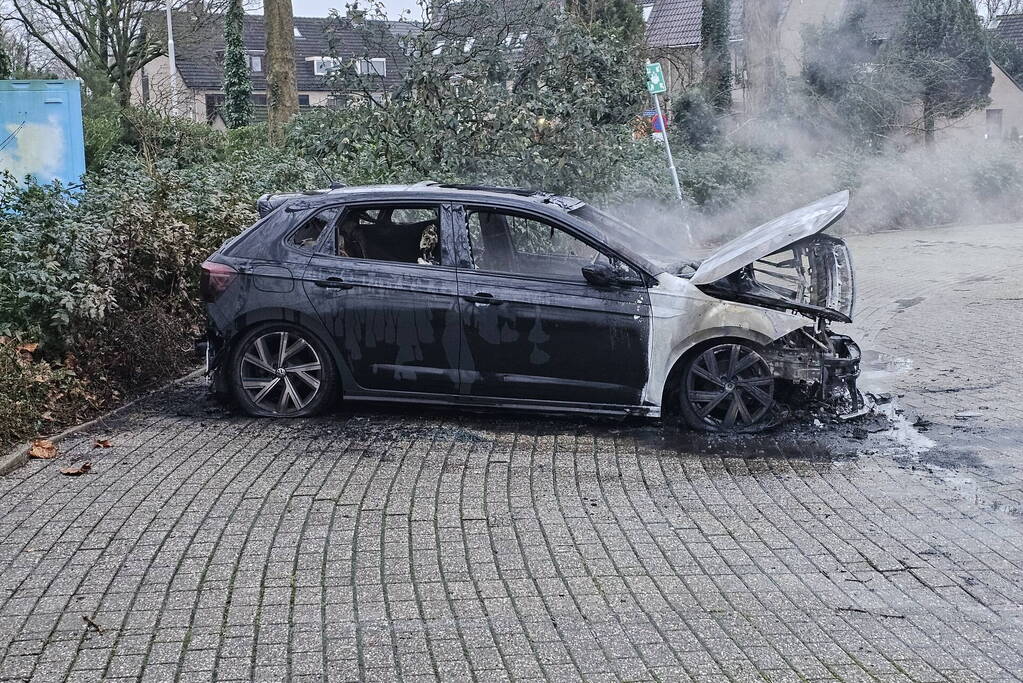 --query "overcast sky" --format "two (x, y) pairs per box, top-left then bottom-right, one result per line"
(250, 0), (424, 20)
